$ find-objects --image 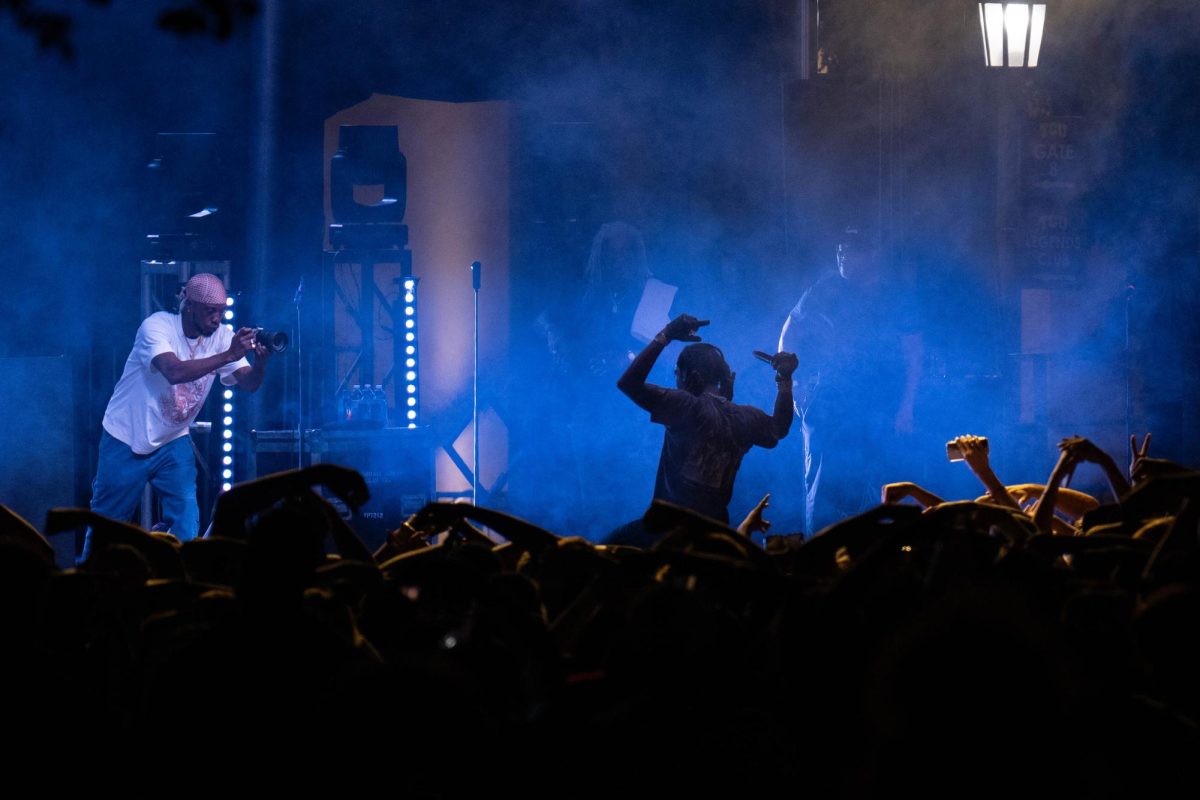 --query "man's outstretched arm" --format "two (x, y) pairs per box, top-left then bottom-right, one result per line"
(617, 313), (708, 411)
(770, 352), (798, 440)
(616, 333), (668, 411)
